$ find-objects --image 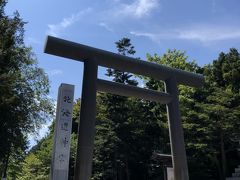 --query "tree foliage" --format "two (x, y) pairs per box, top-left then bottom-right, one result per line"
(0, 0), (52, 177)
(92, 38), (140, 180)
